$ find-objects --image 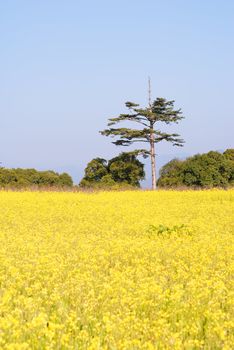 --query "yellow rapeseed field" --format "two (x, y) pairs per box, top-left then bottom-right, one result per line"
(0, 190), (233, 349)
